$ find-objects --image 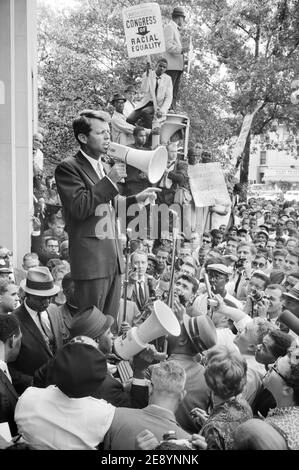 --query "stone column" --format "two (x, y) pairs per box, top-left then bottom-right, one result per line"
(0, 0), (37, 268)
